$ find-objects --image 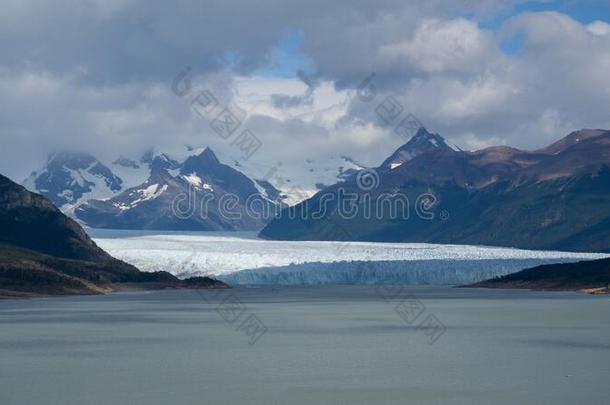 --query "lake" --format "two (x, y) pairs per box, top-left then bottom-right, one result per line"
(1, 286), (609, 404)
